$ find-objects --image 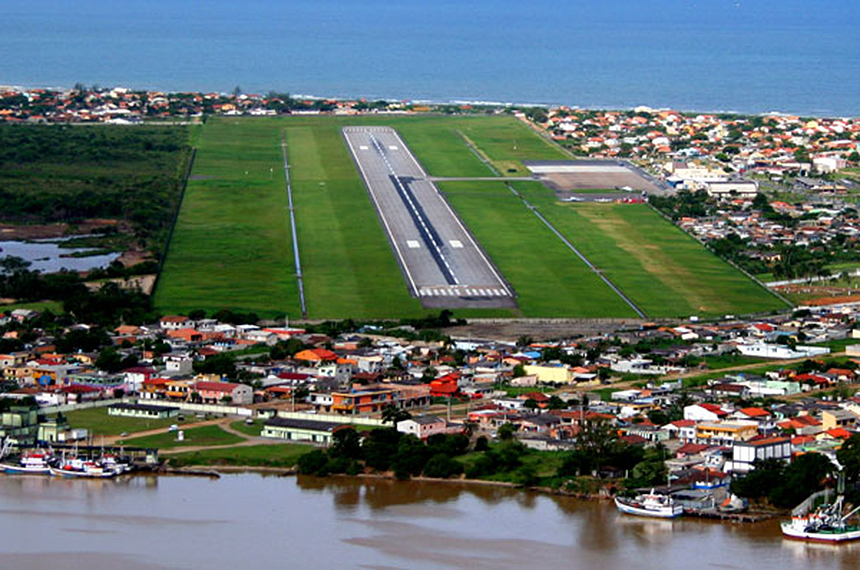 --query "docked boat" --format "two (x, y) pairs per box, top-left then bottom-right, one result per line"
(615, 490), (683, 519)
(0, 451), (55, 475)
(50, 457), (123, 479)
(781, 496), (860, 543)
